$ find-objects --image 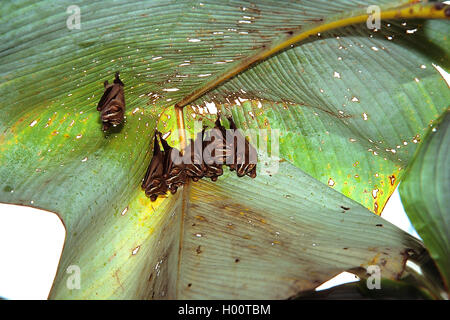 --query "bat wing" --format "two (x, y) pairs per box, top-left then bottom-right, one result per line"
(97, 84), (120, 111)
(158, 132), (175, 174)
(142, 132), (165, 188)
